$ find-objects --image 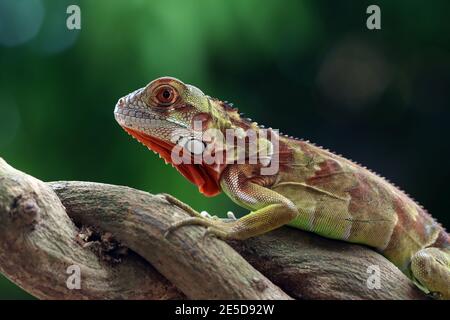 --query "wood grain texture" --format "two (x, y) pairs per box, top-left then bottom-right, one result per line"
(0, 158), (183, 299)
